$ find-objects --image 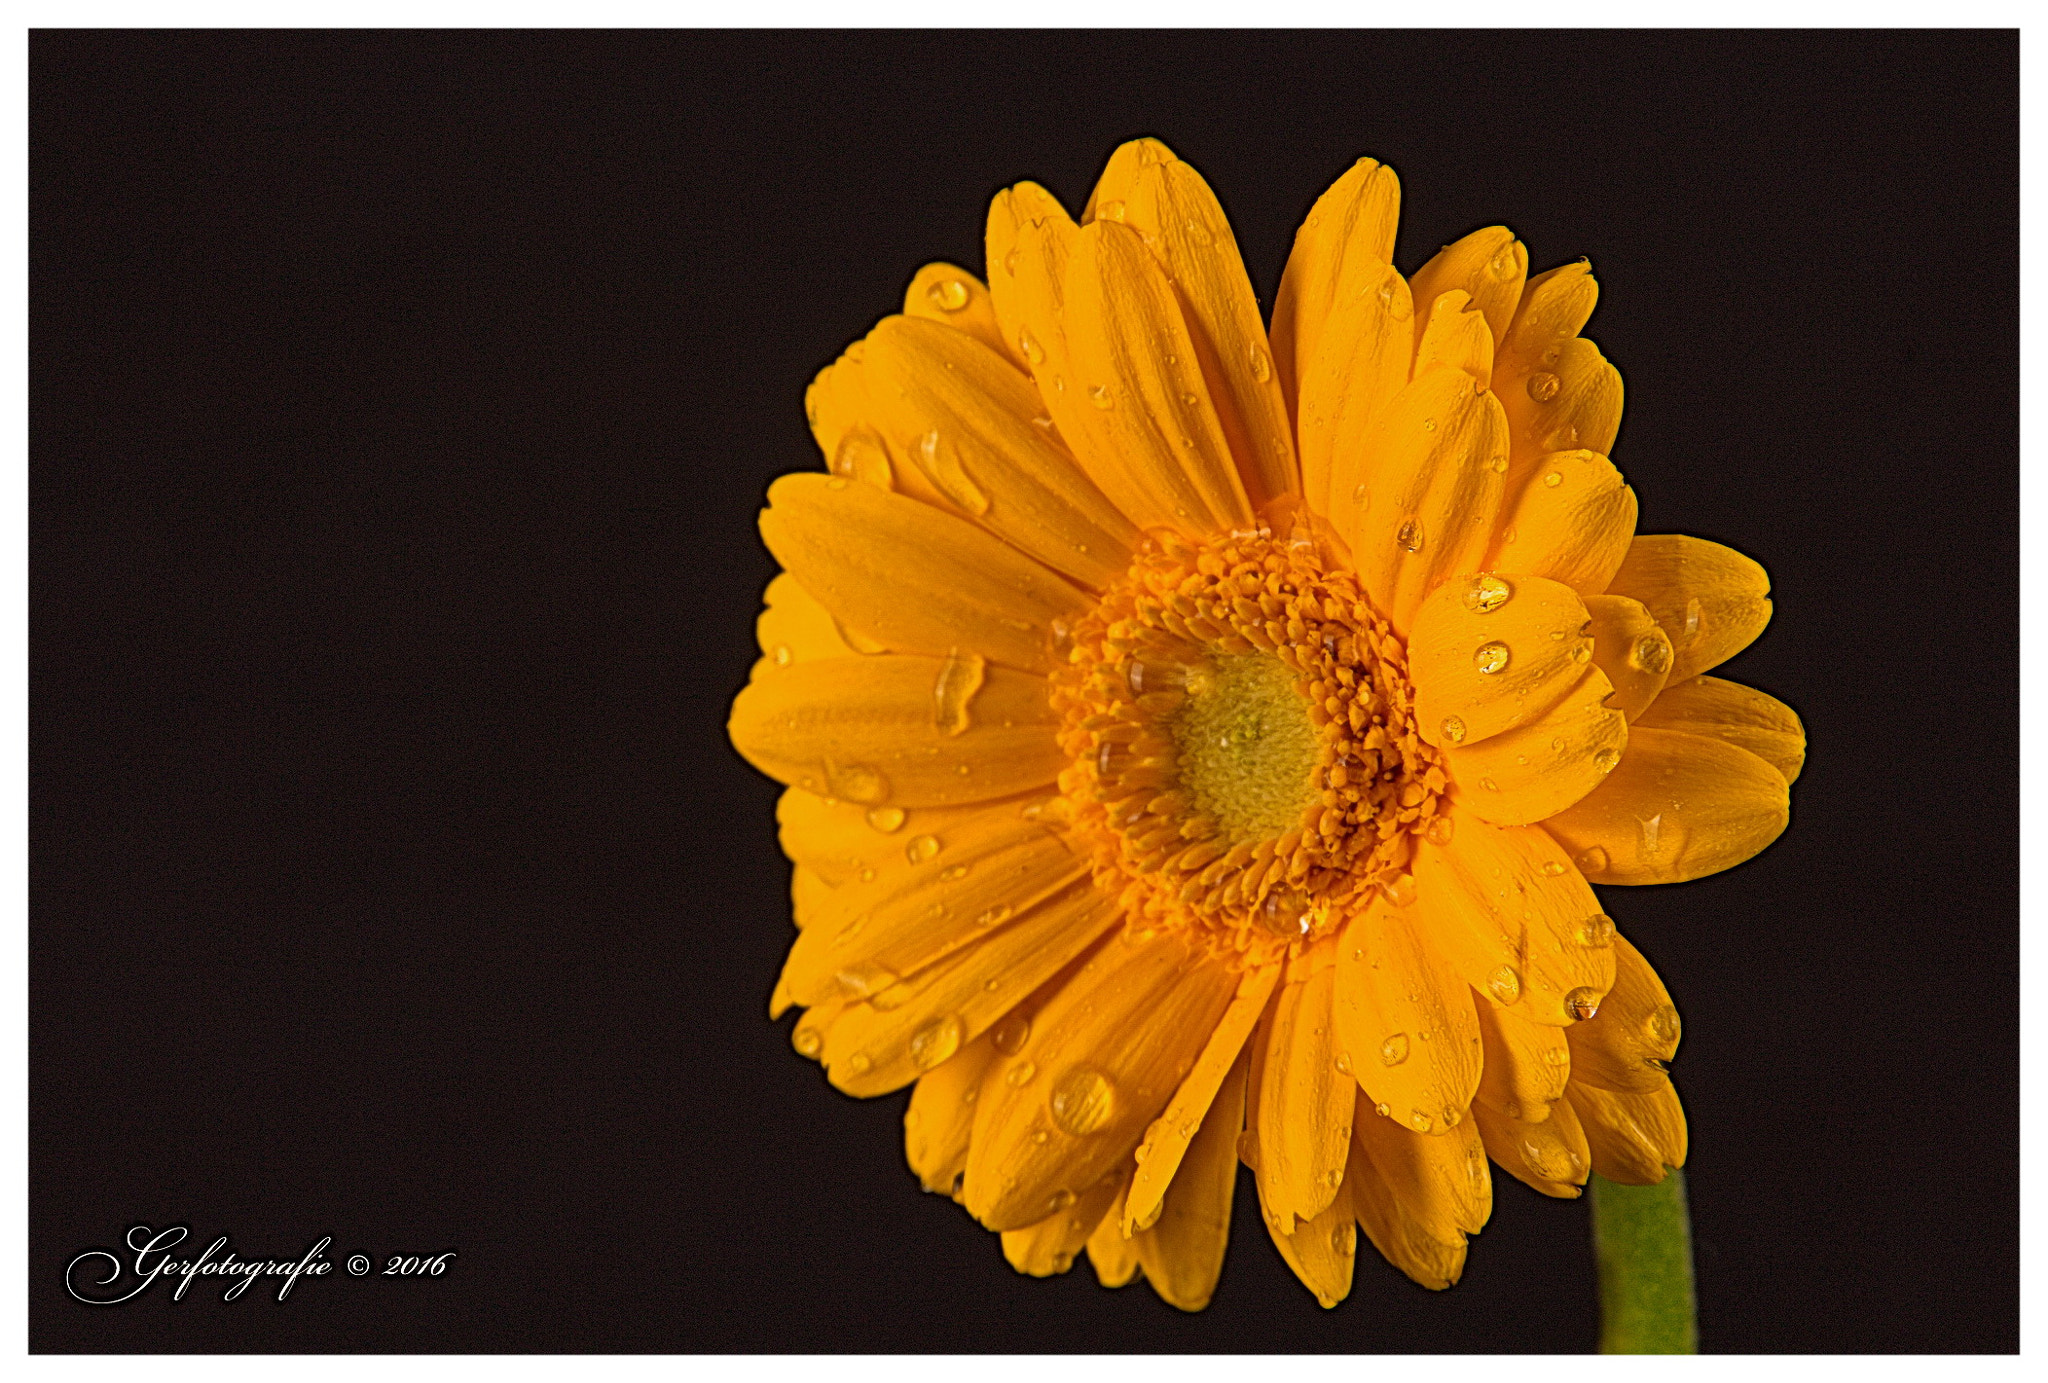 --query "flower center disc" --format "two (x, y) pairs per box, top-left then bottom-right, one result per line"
(1047, 510), (1448, 959)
